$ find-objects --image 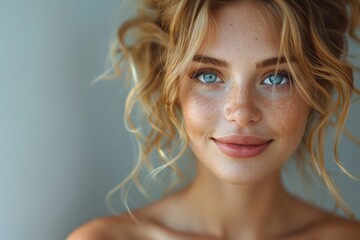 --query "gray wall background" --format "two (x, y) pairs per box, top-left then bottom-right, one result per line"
(0, 1), (359, 240)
